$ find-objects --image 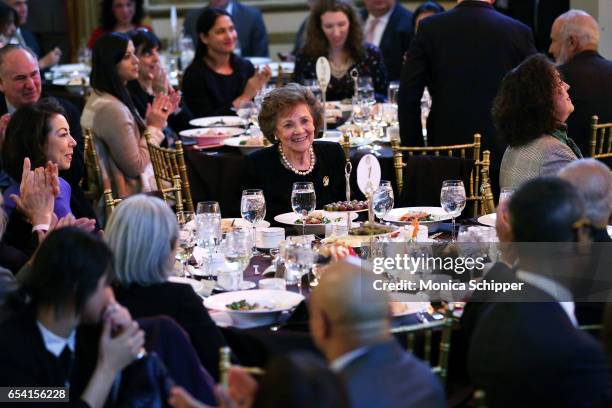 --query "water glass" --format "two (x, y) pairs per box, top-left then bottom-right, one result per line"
(357, 77), (375, 105)
(241, 189), (266, 254)
(176, 211), (196, 277)
(291, 182), (316, 236)
(499, 188), (515, 205)
(303, 79), (322, 102)
(388, 81), (399, 105)
(284, 241), (314, 294)
(221, 228), (252, 289)
(373, 180), (394, 223)
(440, 180), (467, 242)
